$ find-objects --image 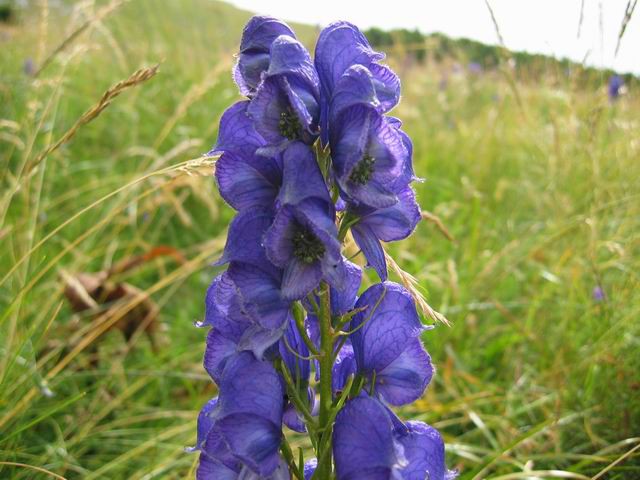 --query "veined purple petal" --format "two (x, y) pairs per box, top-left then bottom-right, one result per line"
(235, 16), (296, 95)
(351, 223), (387, 280)
(209, 352), (284, 475)
(394, 421), (455, 480)
(216, 208), (274, 269)
(213, 414), (282, 476)
(281, 258), (323, 300)
(277, 142), (331, 208)
(204, 330), (238, 384)
(376, 338), (433, 406)
(248, 77), (294, 151)
(369, 63), (401, 112)
(240, 16), (296, 53)
(332, 343), (357, 394)
(315, 21), (384, 98)
(215, 152), (282, 212)
(268, 35), (319, 92)
(227, 262), (289, 332)
(215, 352), (284, 424)
(196, 453), (239, 480)
(351, 282), (424, 374)
(358, 187), (421, 242)
(331, 65), (381, 122)
(211, 101), (266, 158)
(333, 396), (404, 480)
(193, 397), (218, 451)
(203, 272), (251, 340)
